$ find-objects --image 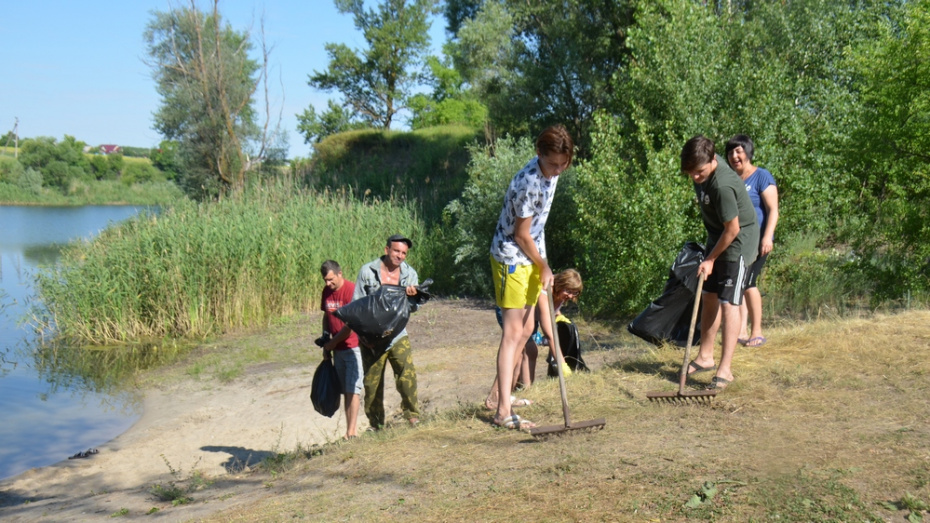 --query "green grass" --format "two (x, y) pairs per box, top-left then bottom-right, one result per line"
(33, 181), (428, 344)
(299, 124), (479, 223)
(0, 179), (184, 205)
